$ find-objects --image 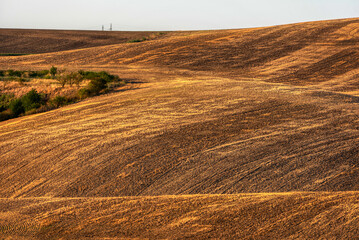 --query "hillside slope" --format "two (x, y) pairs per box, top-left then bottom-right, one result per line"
(0, 29), (170, 54)
(1, 18), (359, 198)
(0, 18), (358, 92)
(2, 17), (359, 239)
(1, 192), (359, 239)
(1, 69), (359, 197)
